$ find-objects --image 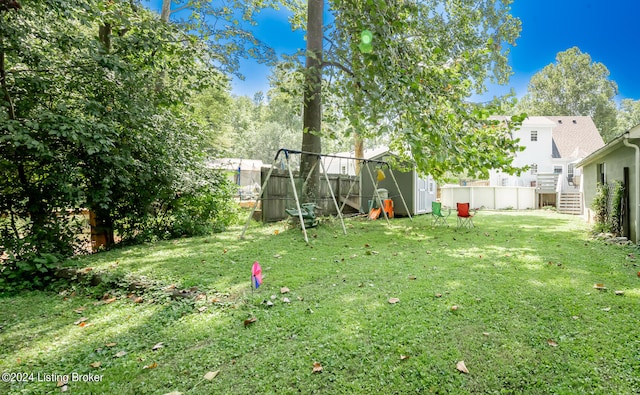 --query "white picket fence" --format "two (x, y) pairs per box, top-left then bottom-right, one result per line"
(440, 186), (536, 210)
